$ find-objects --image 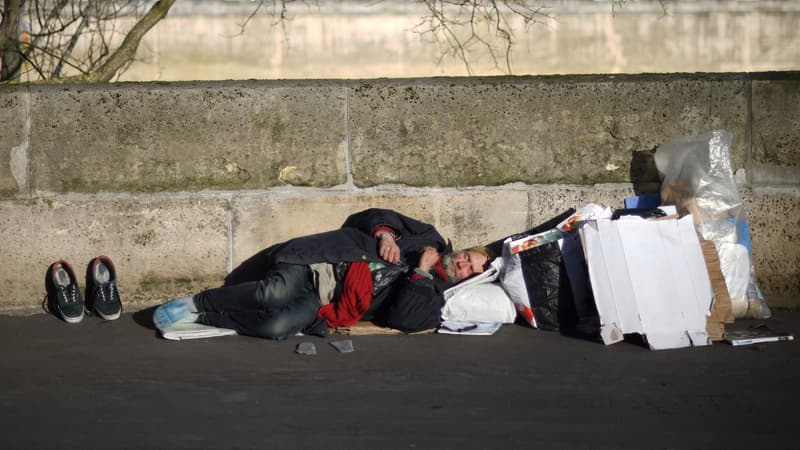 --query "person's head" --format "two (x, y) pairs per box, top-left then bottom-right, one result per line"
(441, 246), (493, 282)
